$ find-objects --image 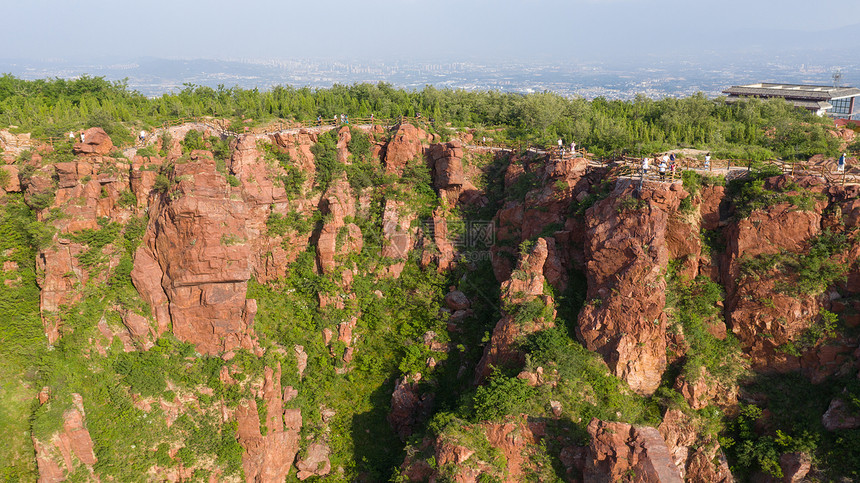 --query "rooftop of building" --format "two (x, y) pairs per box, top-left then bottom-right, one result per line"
(723, 83), (860, 100)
